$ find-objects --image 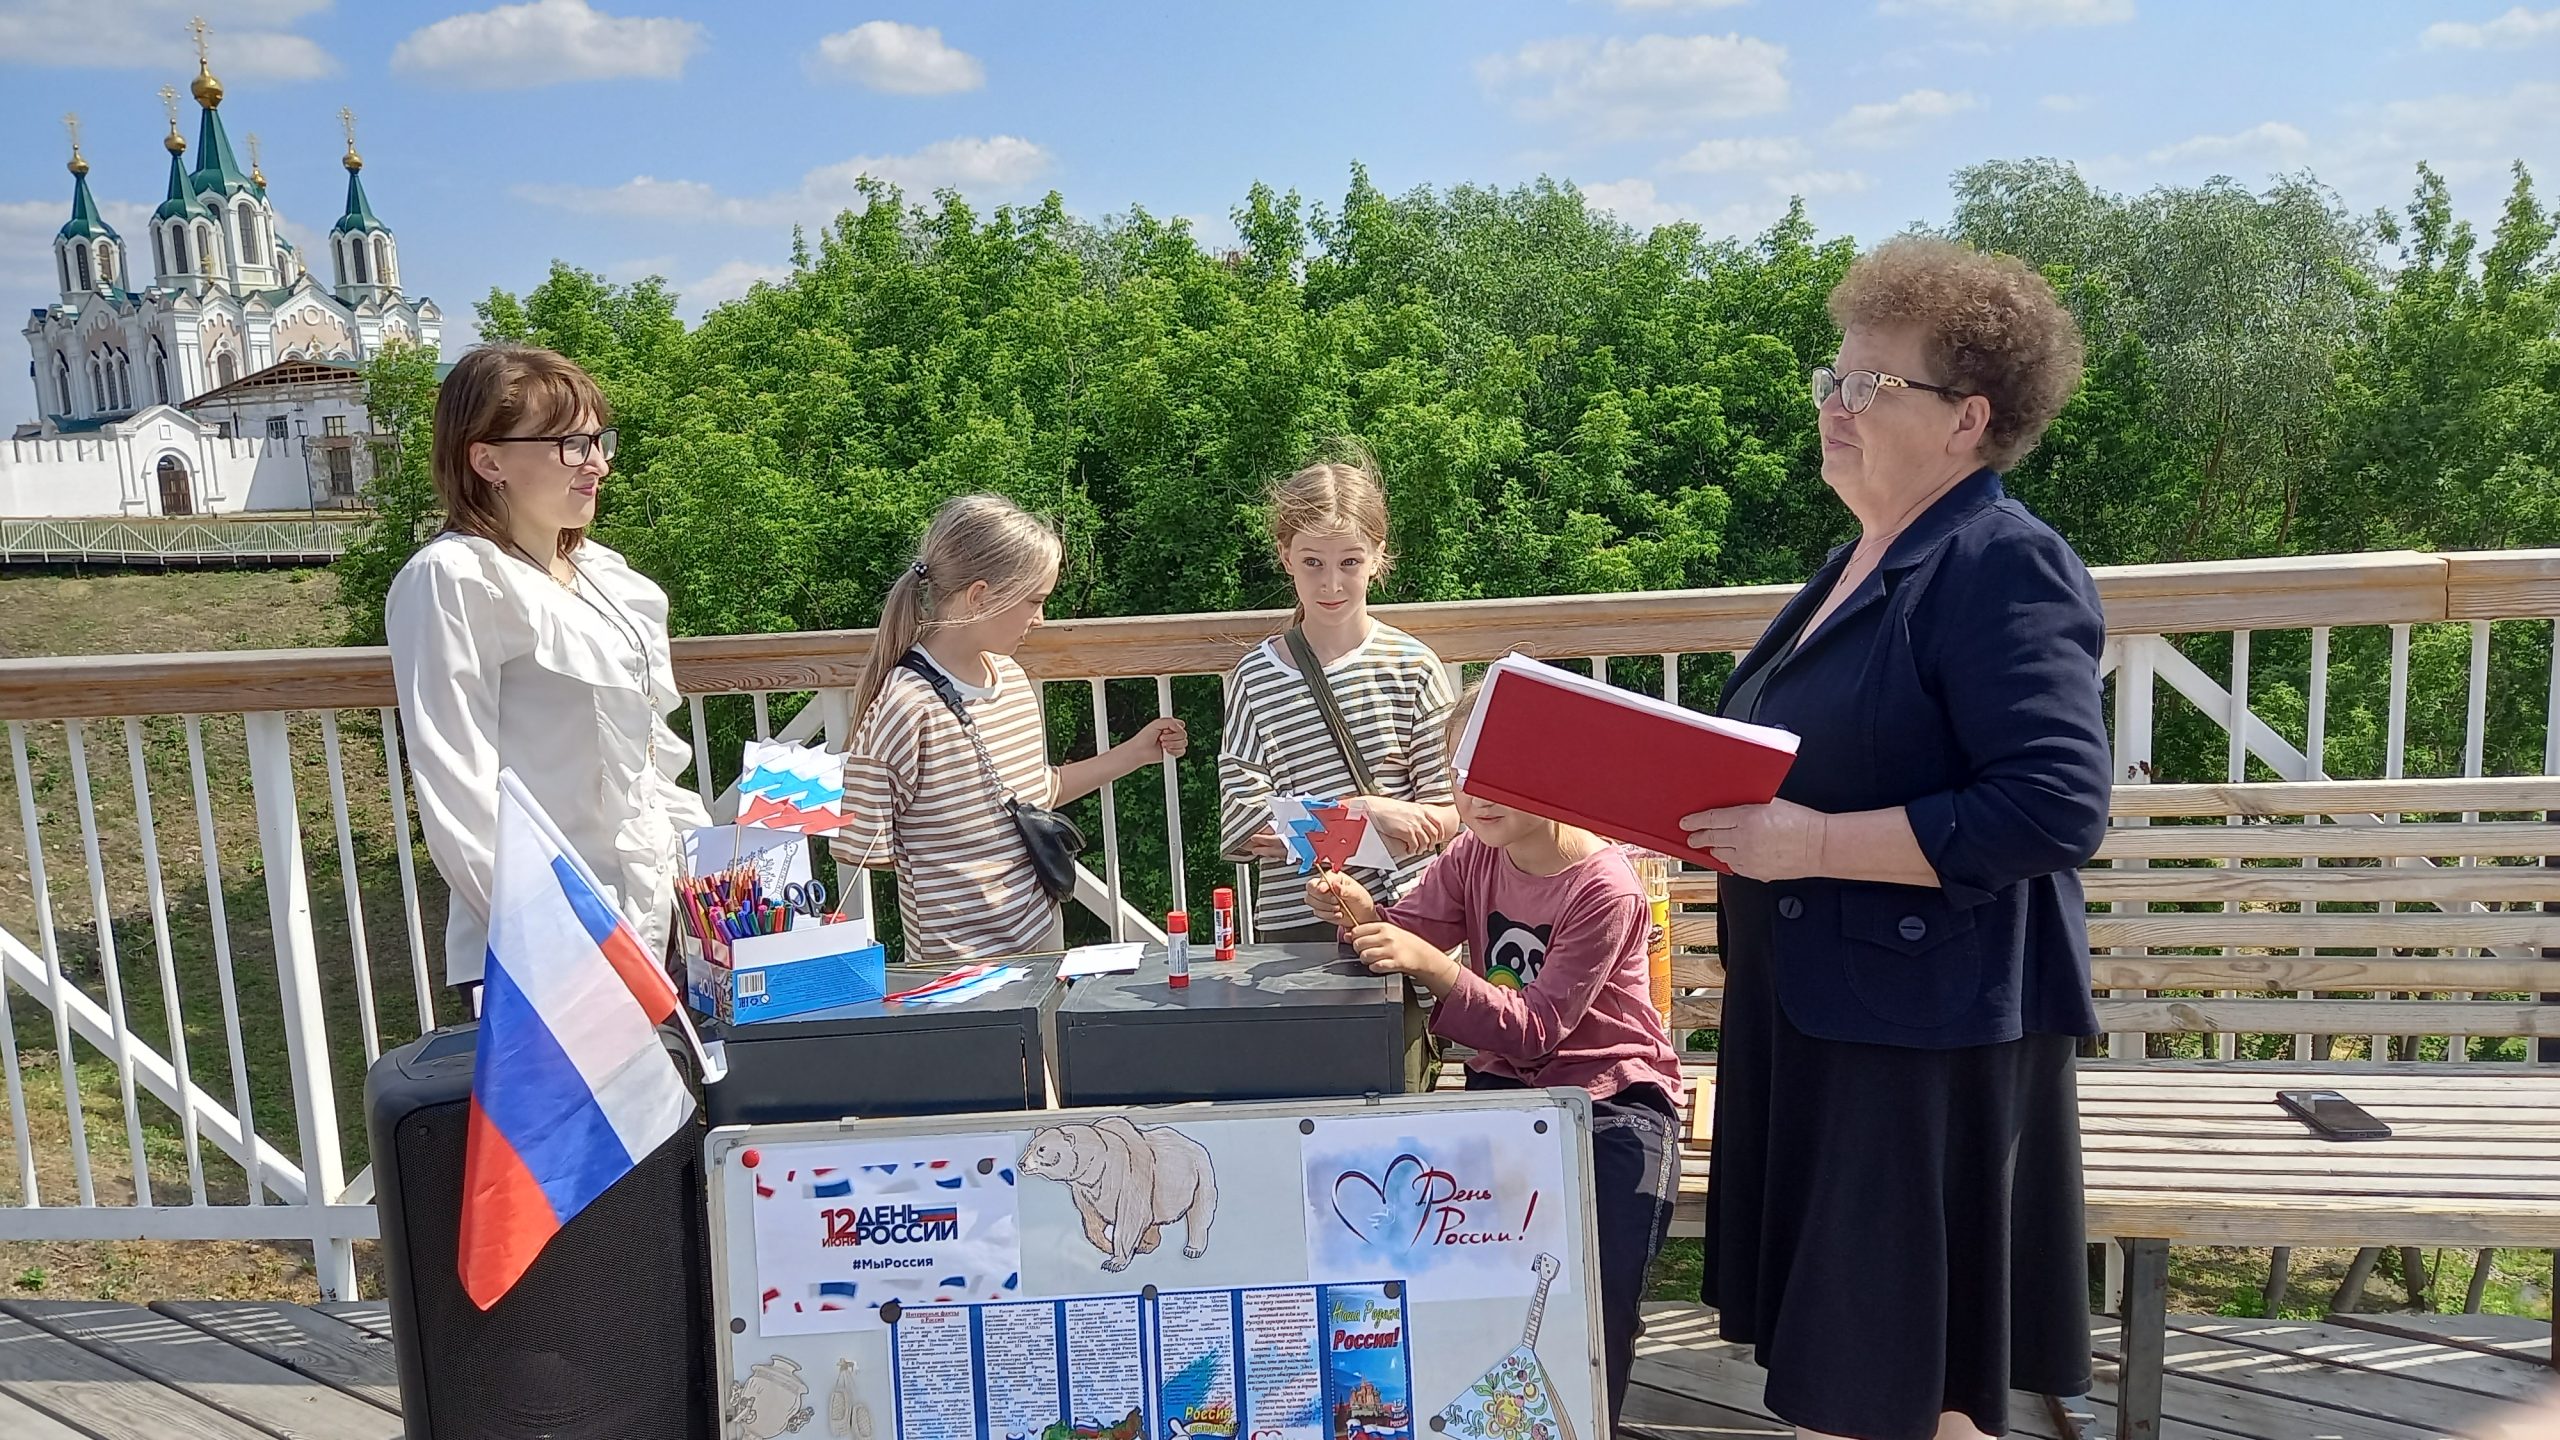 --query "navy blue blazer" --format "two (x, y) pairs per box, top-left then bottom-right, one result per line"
(1715, 468), (2108, 1048)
